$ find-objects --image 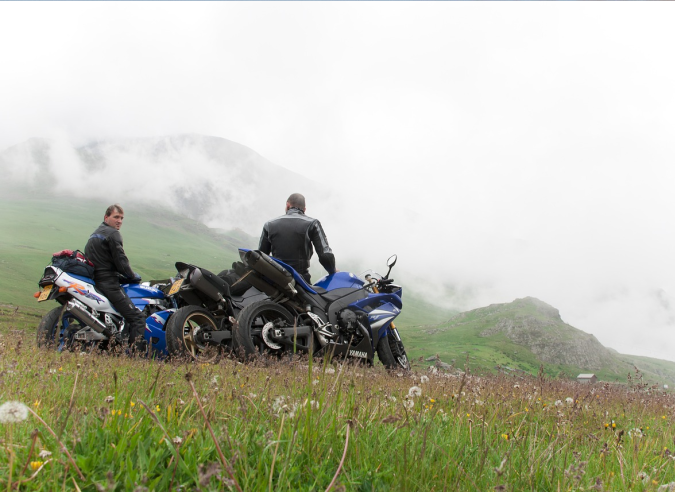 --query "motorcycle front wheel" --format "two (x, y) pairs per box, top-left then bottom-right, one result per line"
(376, 333), (411, 371)
(166, 306), (222, 363)
(36, 306), (83, 352)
